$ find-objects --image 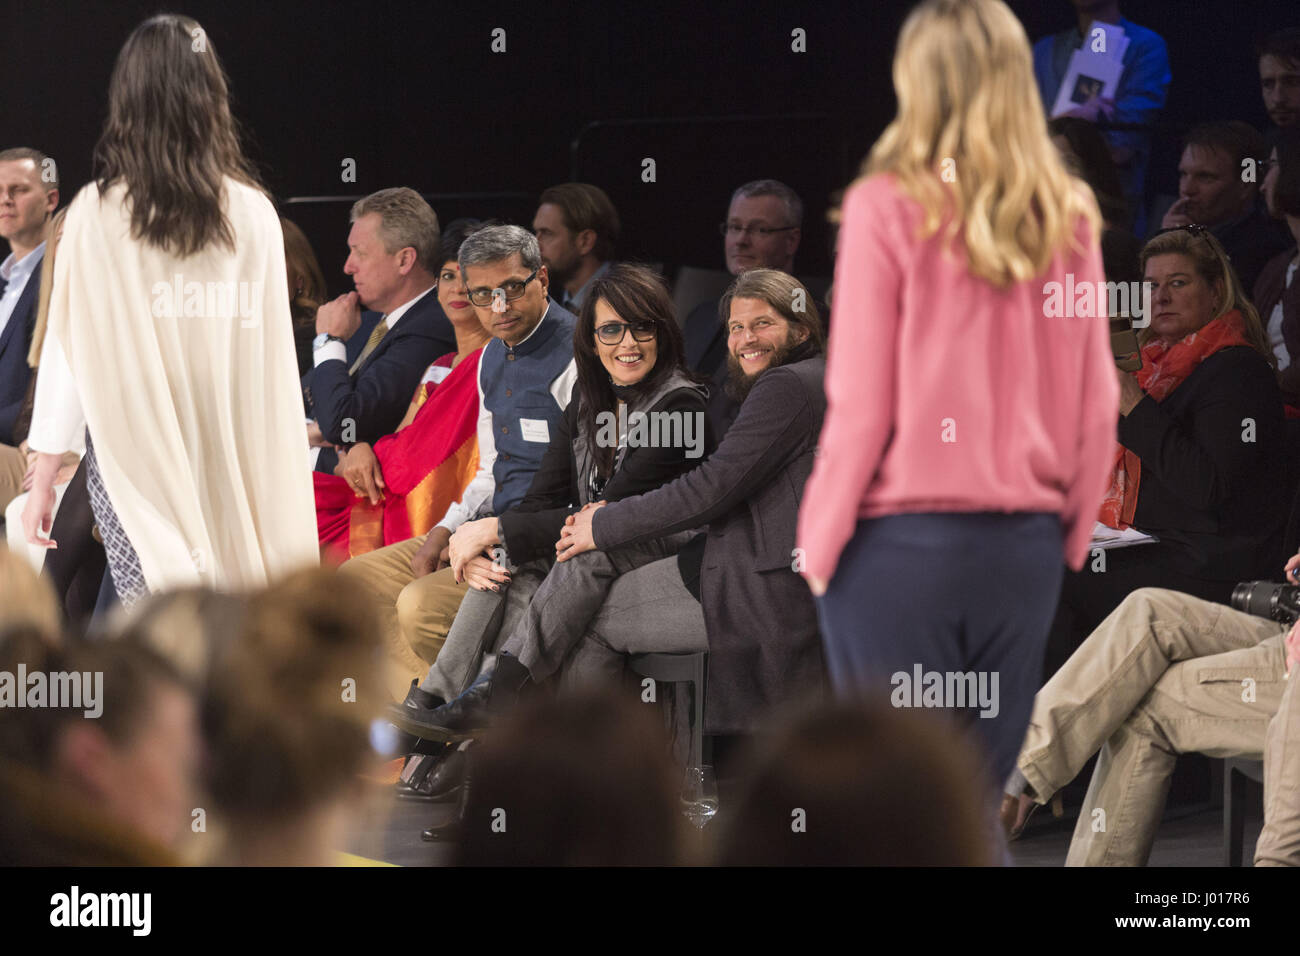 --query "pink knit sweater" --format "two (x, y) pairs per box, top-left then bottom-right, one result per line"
(797, 174), (1119, 581)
